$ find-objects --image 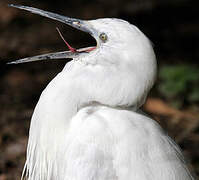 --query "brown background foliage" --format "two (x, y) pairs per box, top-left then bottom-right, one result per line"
(0, 0), (198, 179)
